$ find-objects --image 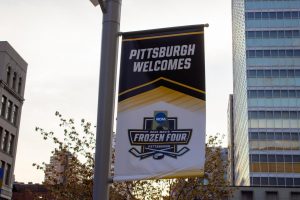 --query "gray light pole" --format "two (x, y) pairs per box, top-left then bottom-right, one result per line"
(89, 0), (122, 199)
